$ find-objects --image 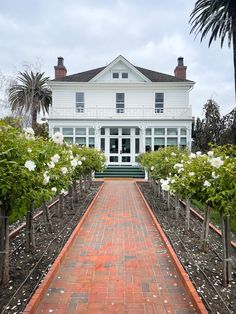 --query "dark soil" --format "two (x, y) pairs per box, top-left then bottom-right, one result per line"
(138, 182), (236, 314)
(0, 182), (102, 314)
